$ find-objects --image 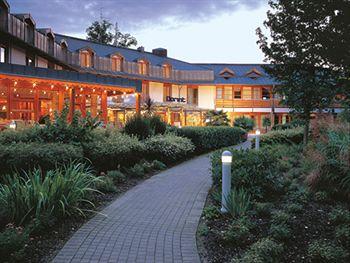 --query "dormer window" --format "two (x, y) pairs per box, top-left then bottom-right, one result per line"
(80, 48), (94, 68)
(262, 87), (271, 100)
(138, 59), (149, 75)
(111, 54), (123, 71)
(219, 68), (235, 80)
(162, 64), (171, 78)
(246, 68), (263, 79)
